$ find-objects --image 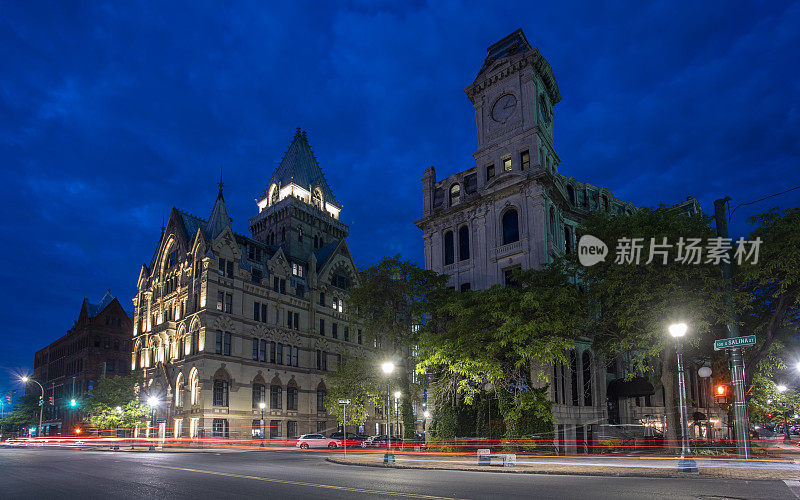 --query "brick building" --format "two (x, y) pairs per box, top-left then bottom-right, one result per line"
(32, 291), (133, 436)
